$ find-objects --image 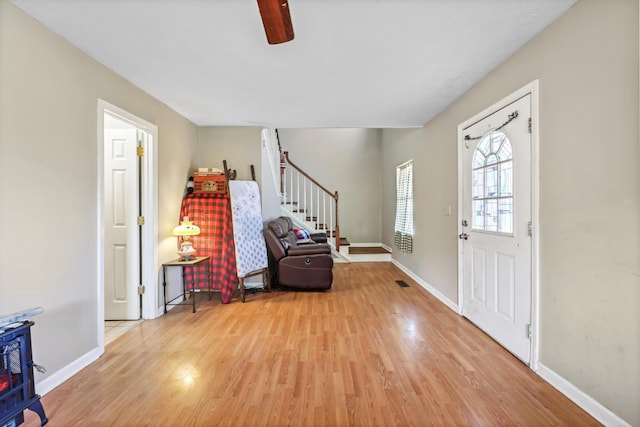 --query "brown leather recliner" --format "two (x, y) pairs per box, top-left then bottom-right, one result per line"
(262, 217), (333, 290)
